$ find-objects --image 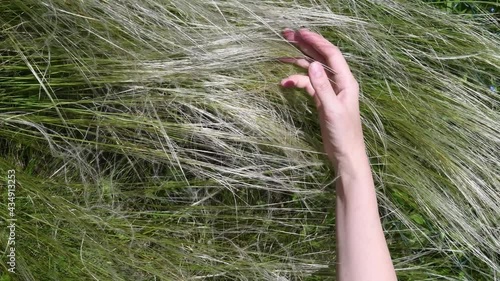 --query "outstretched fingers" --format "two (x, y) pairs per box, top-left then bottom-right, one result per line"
(297, 29), (358, 93)
(280, 28), (357, 109)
